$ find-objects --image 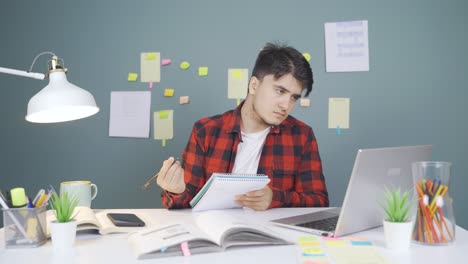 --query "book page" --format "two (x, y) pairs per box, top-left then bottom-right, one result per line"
(195, 211), (286, 247)
(128, 222), (217, 259)
(46, 206), (100, 236)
